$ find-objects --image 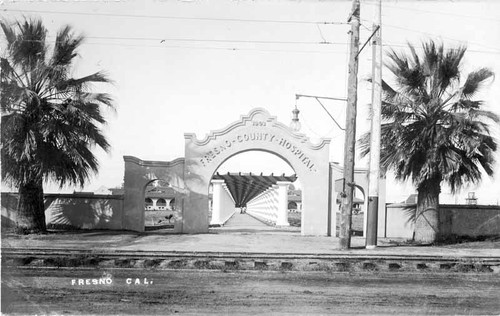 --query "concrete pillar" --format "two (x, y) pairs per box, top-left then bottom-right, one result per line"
(266, 189), (273, 220)
(271, 185), (279, 221)
(276, 181), (291, 226)
(210, 179), (225, 225)
(363, 194), (369, 238)
(378, 176), (387, 238)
